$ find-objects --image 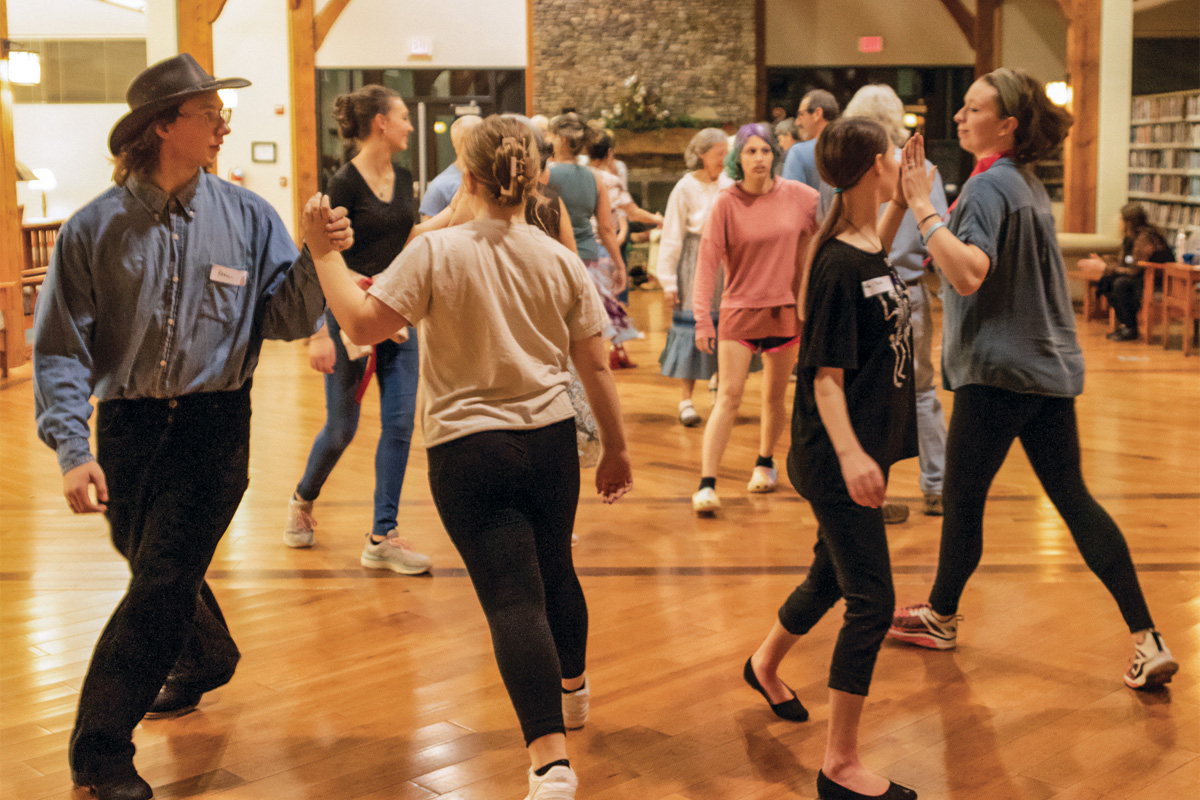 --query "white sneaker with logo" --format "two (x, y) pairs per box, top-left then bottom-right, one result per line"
(283, 494), (316, 548)
(360, 530), (432, 575)
(1125, 630), (1179, 690)
(524, 765), (577, 800)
